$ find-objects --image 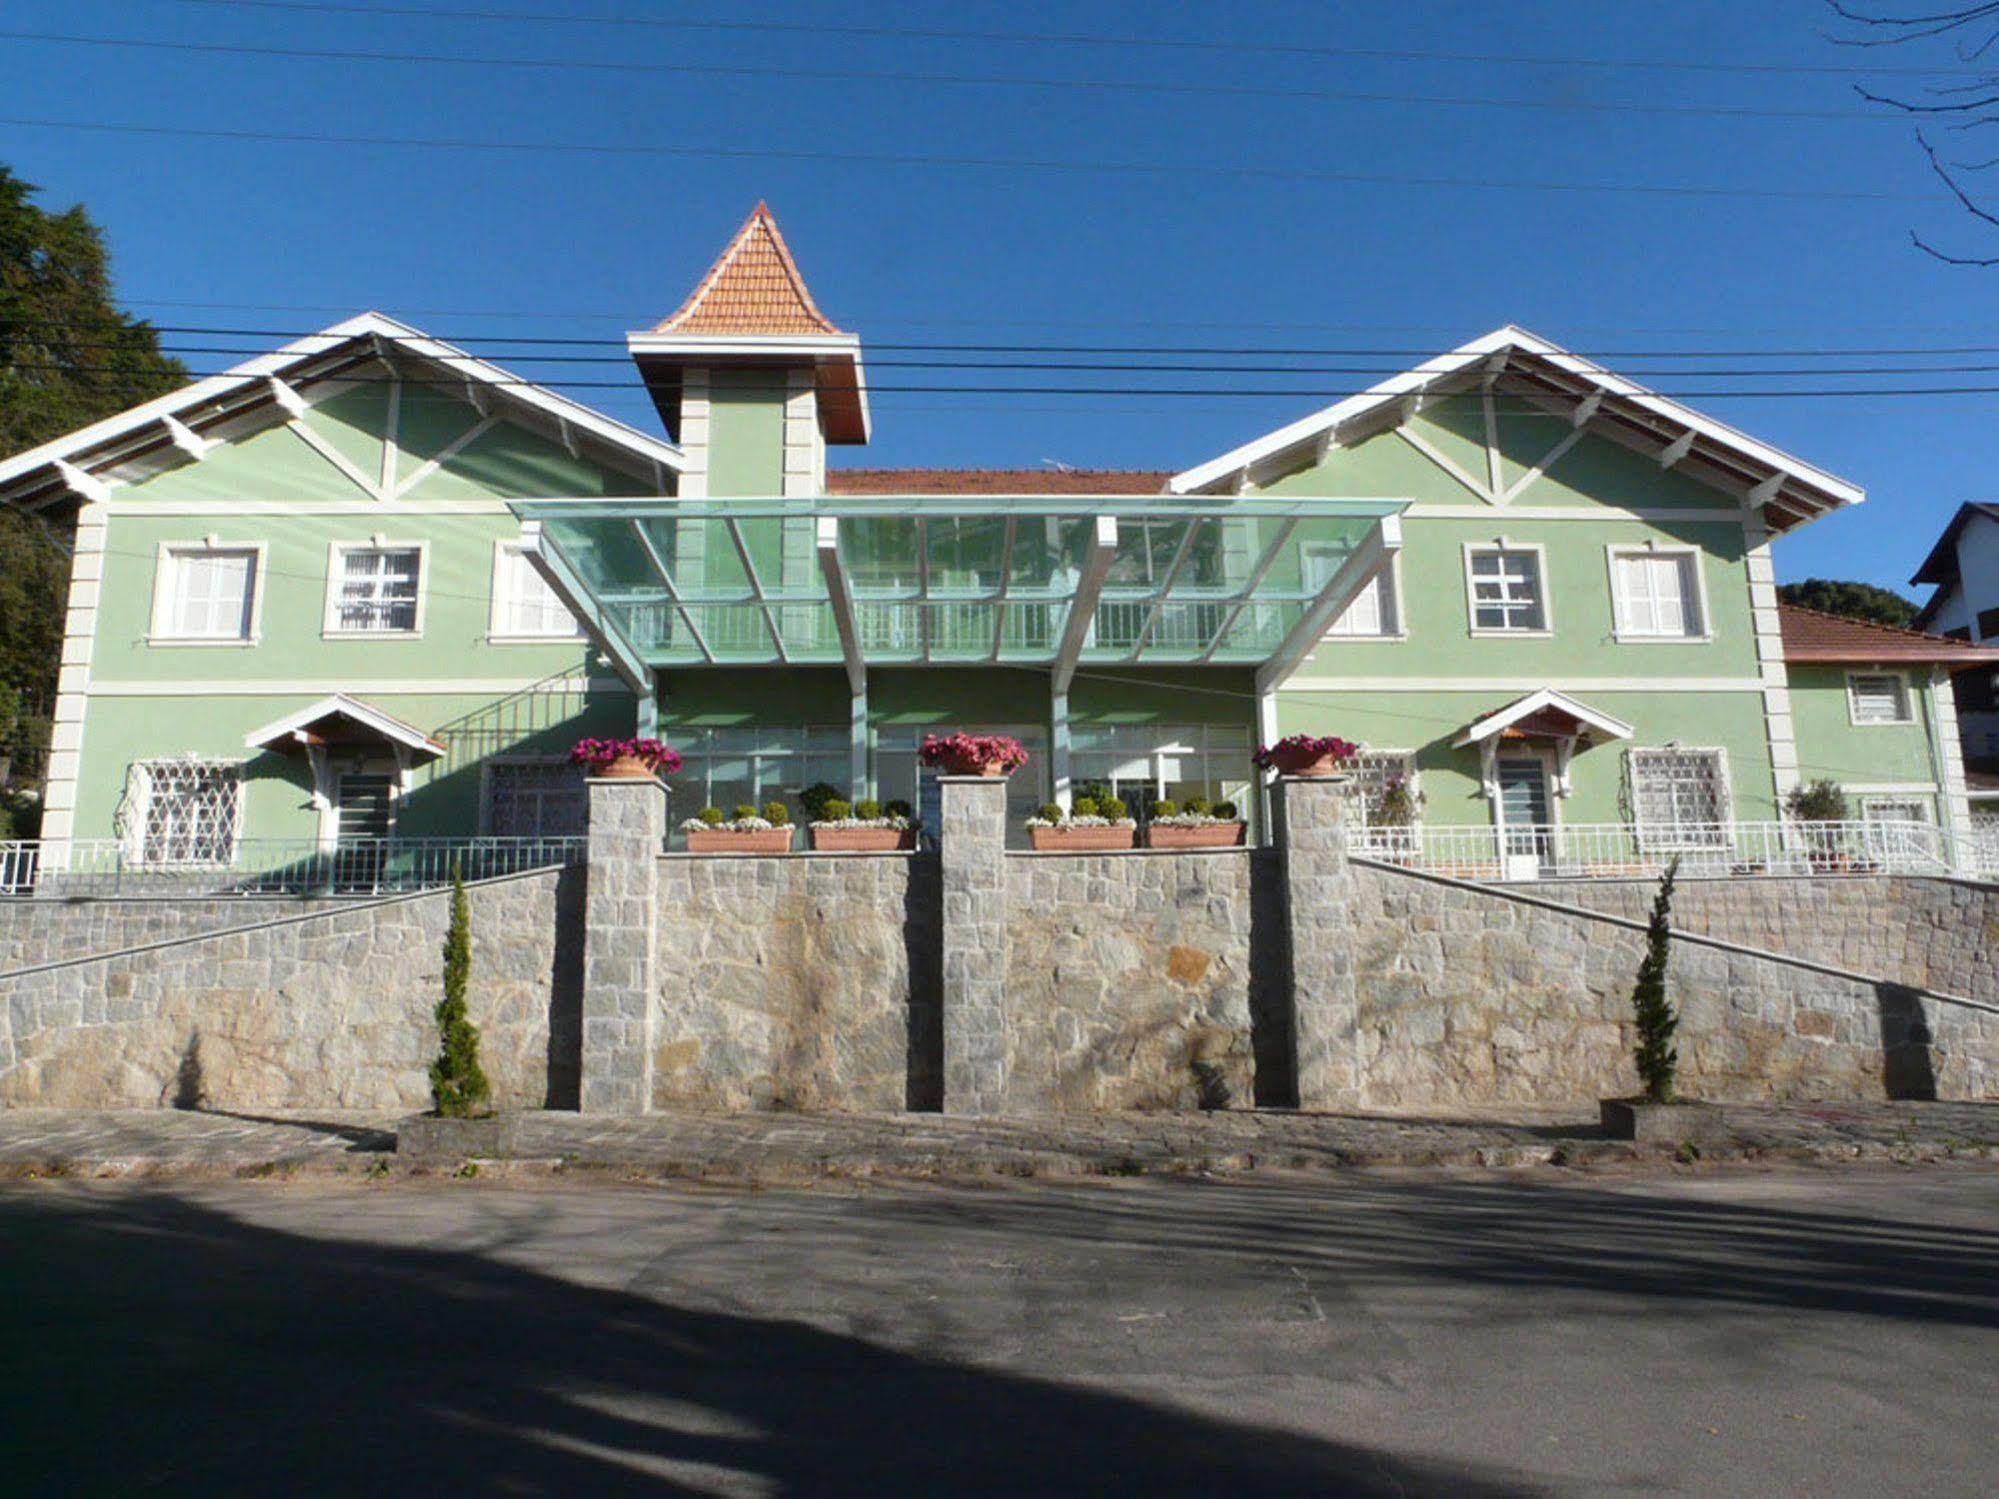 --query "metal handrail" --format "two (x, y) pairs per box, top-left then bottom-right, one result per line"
(4, 836), (584, 898)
